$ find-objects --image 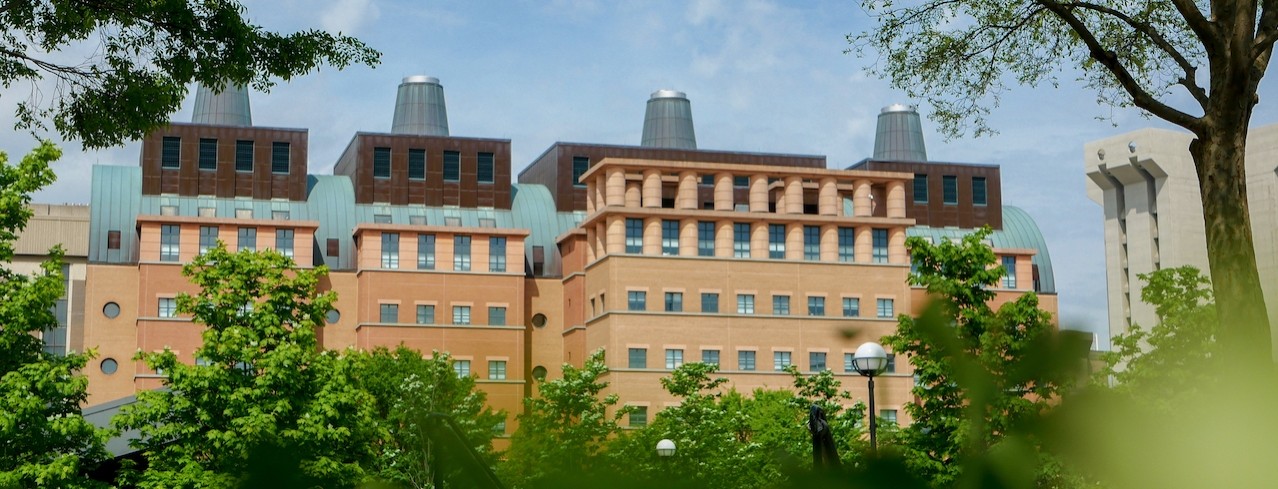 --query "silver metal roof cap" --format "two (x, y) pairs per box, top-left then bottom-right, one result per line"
(191, 84), (252, 126)
(641, 89), (696, 150)
(391, 75), (449, 136)
(873, 103), (927, 161)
